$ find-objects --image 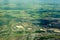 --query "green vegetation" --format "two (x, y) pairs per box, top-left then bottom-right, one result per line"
(0, 10), (60, 40)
